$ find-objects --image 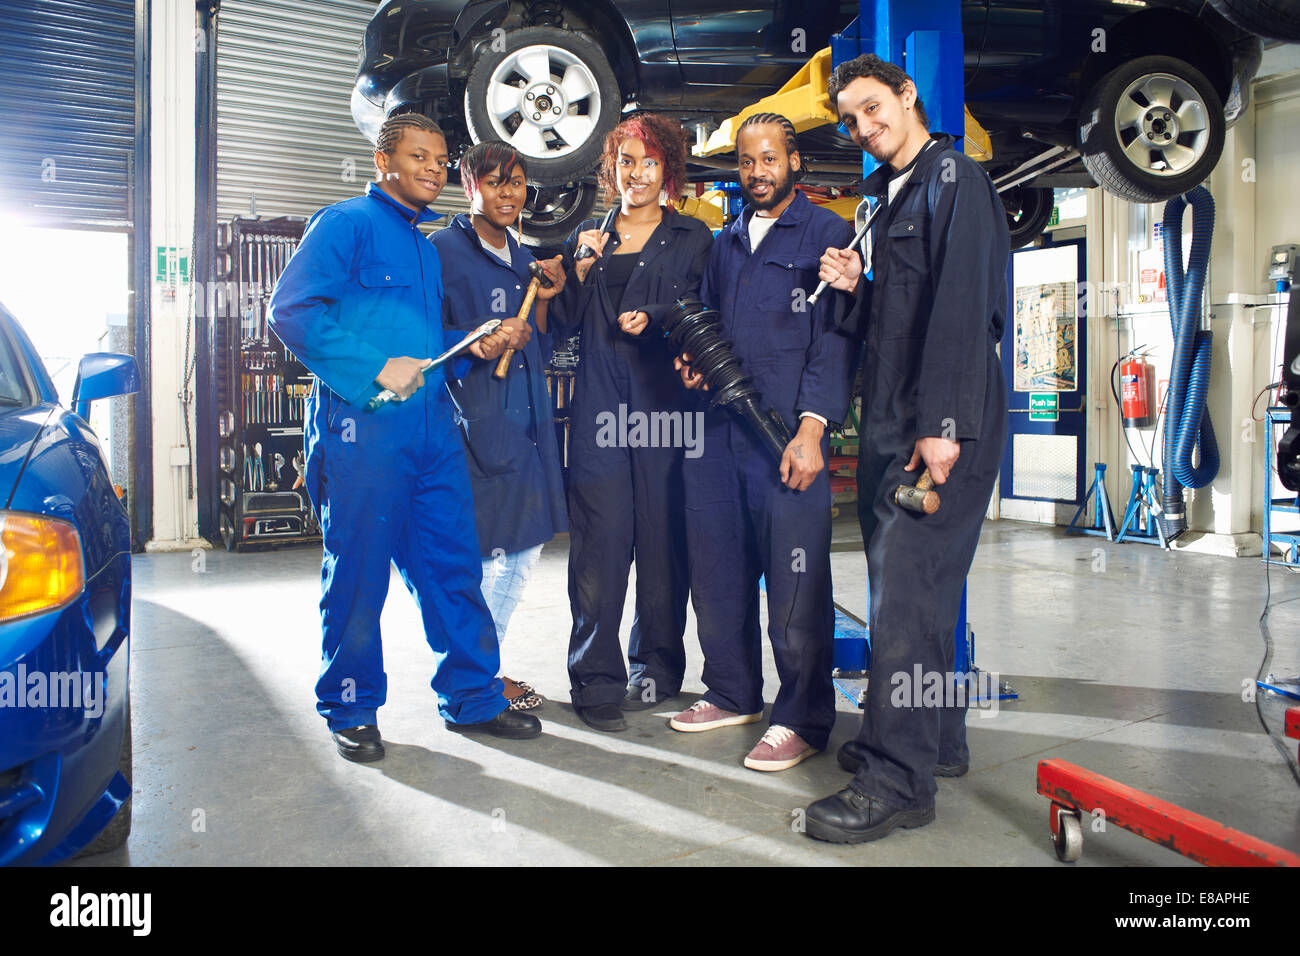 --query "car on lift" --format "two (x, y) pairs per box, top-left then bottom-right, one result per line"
(0, 301), (138, 865)
(353, 0), (1265, 247)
